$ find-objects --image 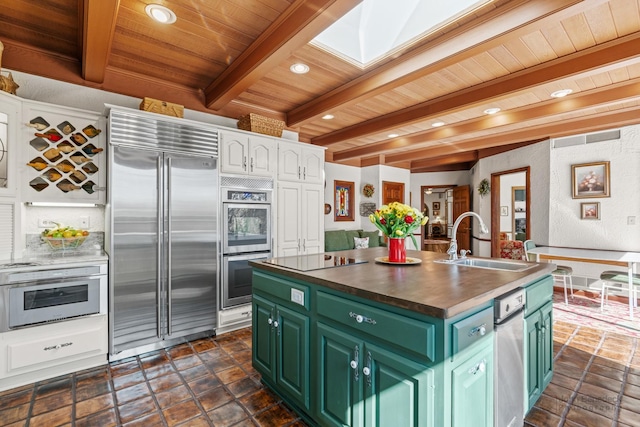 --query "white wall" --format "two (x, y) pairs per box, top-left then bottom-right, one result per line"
(549, 125), (640, 251)
(472, 141), (551, 256)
